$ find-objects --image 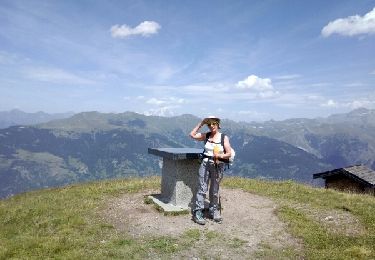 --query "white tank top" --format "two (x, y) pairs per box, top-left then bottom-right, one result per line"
(204, 133), (224, 157)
